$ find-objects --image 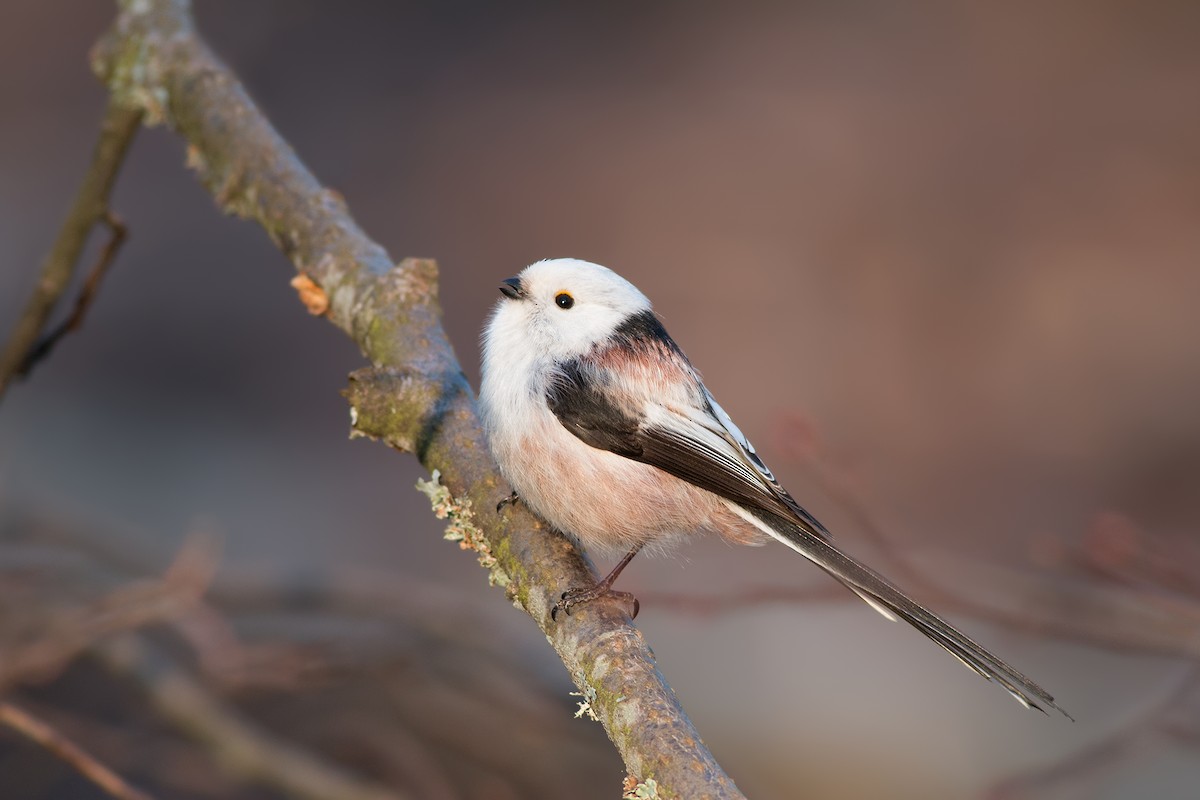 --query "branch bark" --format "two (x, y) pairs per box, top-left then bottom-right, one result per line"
(89, 1), (743, 796)
(0, 100), (140, 399)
